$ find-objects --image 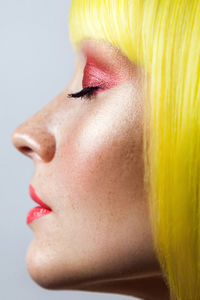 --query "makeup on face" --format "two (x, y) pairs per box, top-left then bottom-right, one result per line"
(80, 41), (138, 98)
(82, 56), (122, 92)
(27, 184), (52, 224)
(68, 40), (140, 103)
(68, 55), (124, 100)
